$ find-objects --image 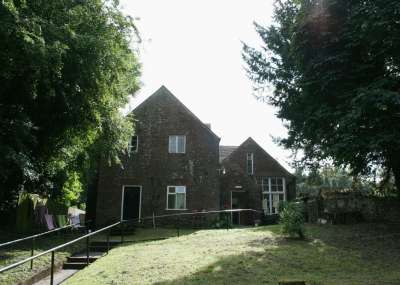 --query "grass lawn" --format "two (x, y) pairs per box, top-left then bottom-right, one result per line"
(64, 223), (400, 285)
(0, 230), (85, 285)
(0, 227), (193, 285)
